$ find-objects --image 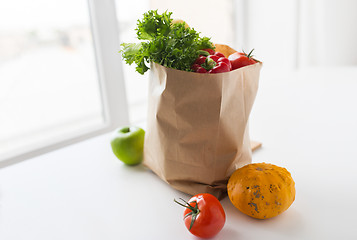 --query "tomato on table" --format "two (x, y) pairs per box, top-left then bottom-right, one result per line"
(174, 193), (226, 238)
